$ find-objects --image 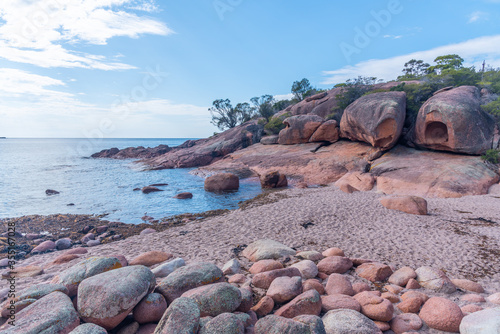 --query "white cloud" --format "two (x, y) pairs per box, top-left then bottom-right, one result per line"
(383, 34), (403, 39)
(273, 93), (294, 101)
(468, 11), (489, 23)
(0, 0), (171, 70)
(0, 68), (68, 97)
(322, 35), (500, 85)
